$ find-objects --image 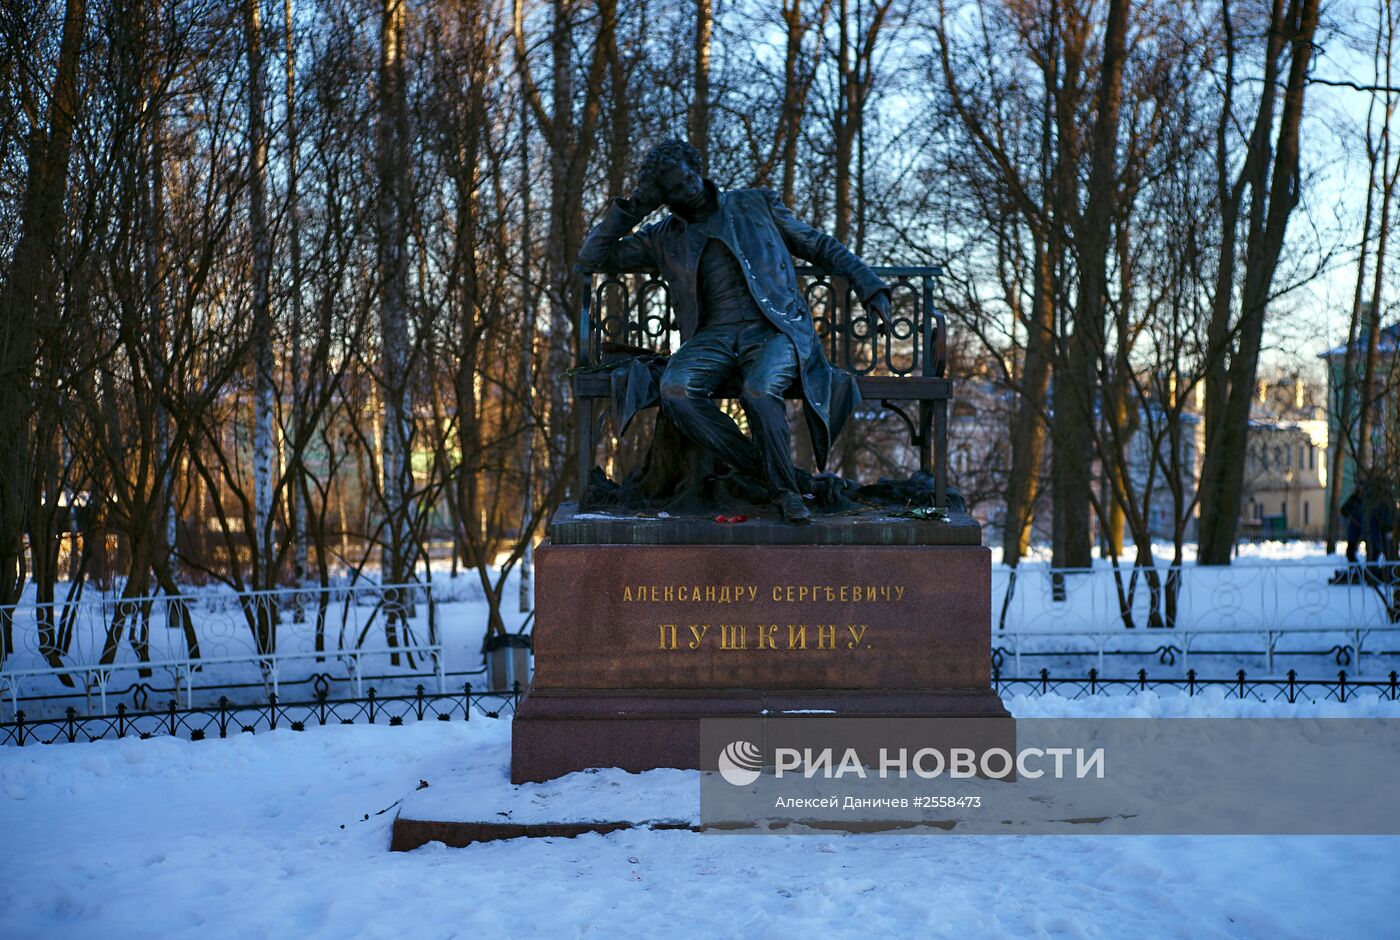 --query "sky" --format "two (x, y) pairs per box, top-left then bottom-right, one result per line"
(1276, 0), (1394, 380)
